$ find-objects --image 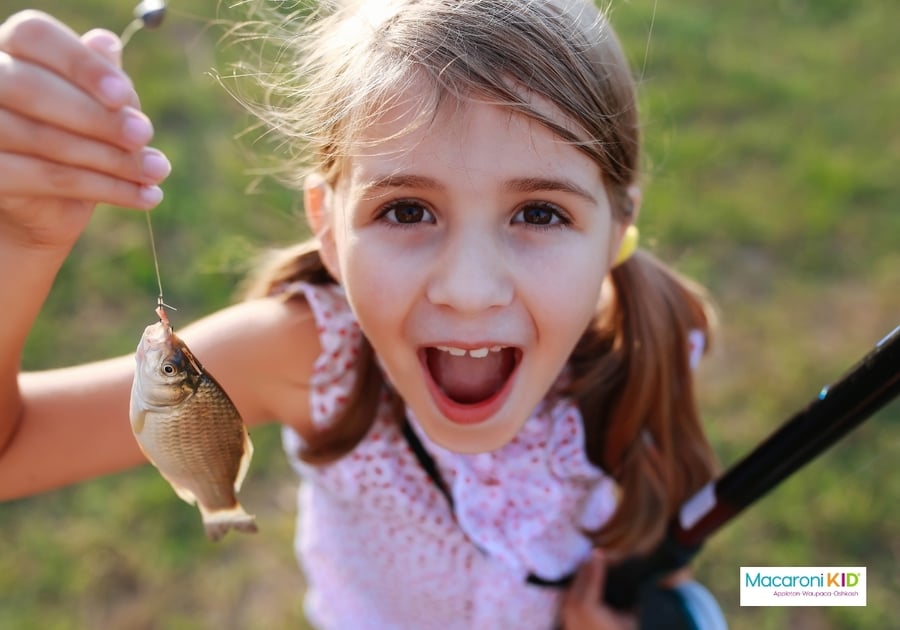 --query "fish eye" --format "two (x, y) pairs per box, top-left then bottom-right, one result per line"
(162, 362), (178, 376)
